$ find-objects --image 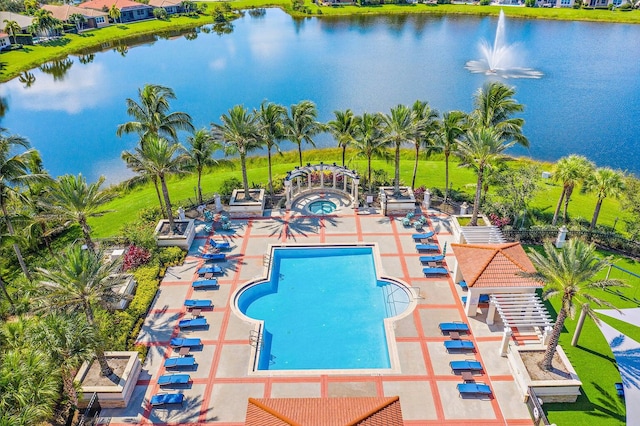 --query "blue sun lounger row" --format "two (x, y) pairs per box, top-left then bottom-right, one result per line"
(199, 253), (226, 261)
(450, 360), (483, 372)
(158, 374), (191, 386)
(170, 337), (201, 348)
(412, 231), (434, 240)
(192, 279), (219, 289)
(461, 295), (490, 304)
(457, 382), (492, 396)
(184, 299), (213, 308)
(416, 244), (439, 252)
(164, 357), (196, 368)
(439, 322), (469, 333)
(423, 267), (448, 276)
(419, 255), (444, 263)
(209, 239), (231, 250)
(178, 317), (207, 328)
(444, 340), (475, 351)
(197, 265), (222, 275)
(150, 392), (184, 406)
